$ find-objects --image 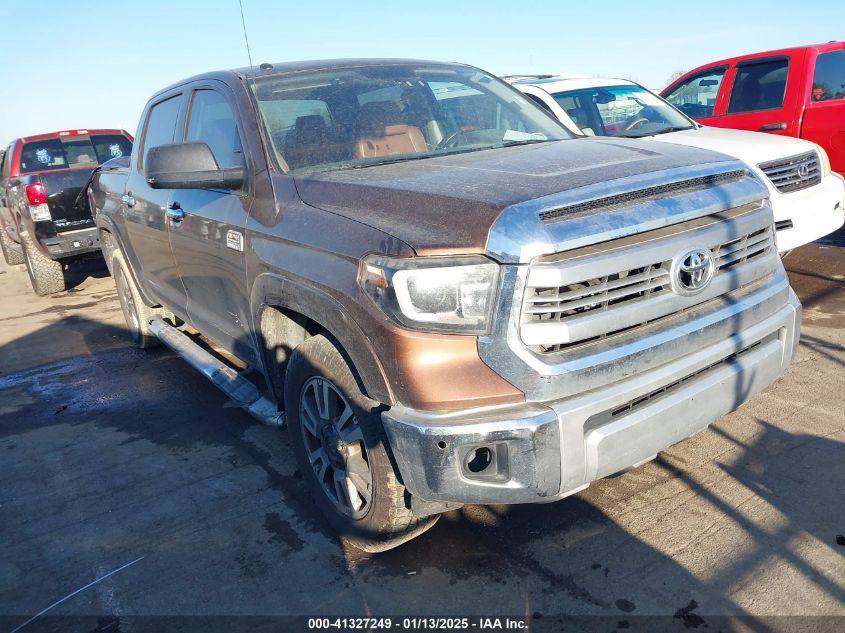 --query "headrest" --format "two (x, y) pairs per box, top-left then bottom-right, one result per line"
(294, 115), (328, 144)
